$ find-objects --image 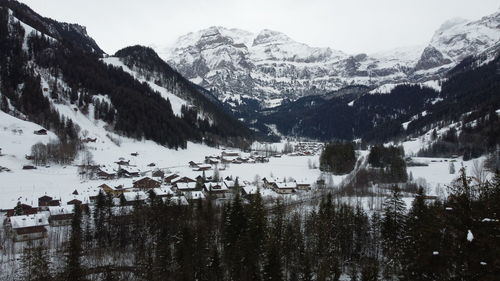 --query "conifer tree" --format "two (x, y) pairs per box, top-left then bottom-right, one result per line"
(64, 204), (85, 281)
